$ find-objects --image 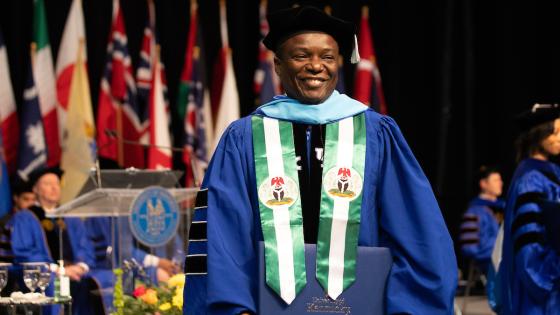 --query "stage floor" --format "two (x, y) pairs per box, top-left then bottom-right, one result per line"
(454, 296), (495, 315)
